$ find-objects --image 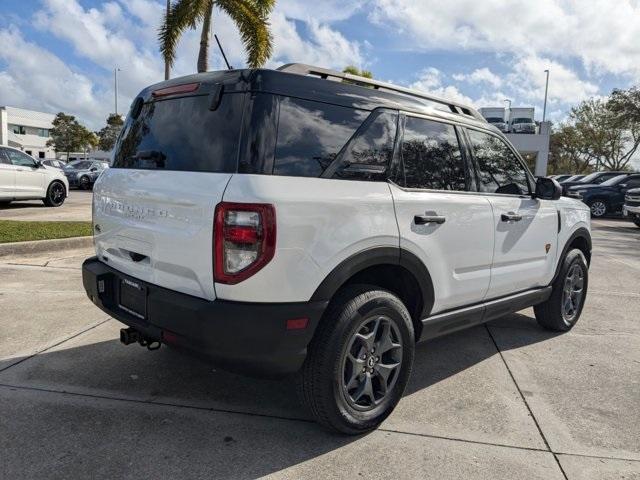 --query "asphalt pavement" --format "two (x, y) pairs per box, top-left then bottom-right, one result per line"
(0, 218), (638, 479)
(0, 190), (93, 222)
